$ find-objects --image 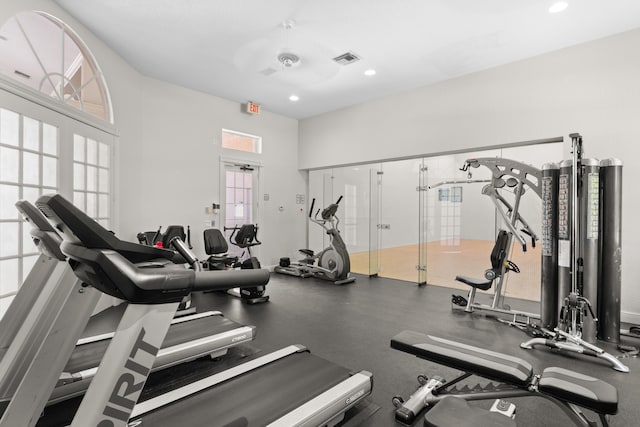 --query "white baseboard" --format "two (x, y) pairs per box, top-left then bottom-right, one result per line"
(621, 310), (640, 325)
